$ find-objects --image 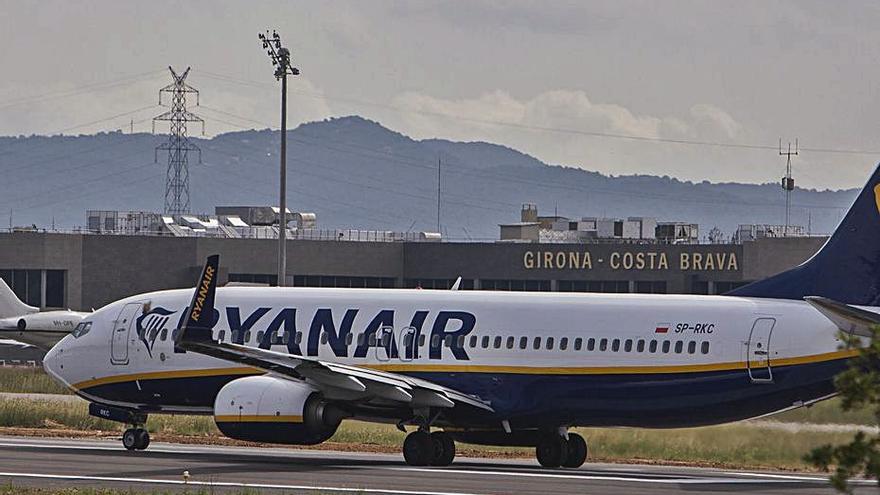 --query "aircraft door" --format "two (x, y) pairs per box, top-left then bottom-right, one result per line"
(747, 318), (775, 382)
(375, 326), (394, 362)
(111, 303), (141, 365)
